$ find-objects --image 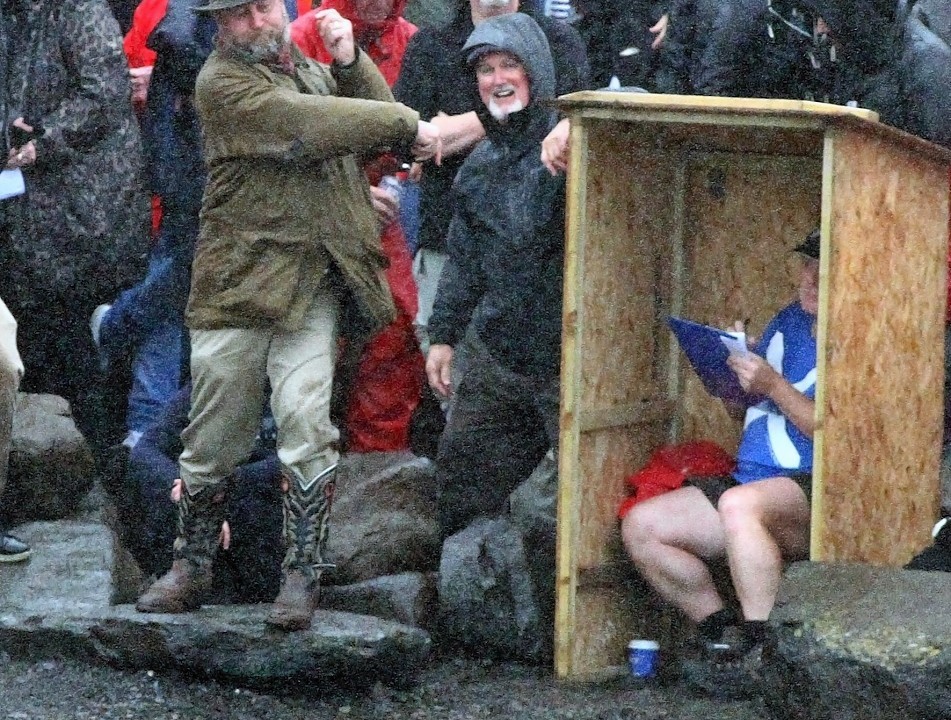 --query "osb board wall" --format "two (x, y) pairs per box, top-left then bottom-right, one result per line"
(576, 424), (670, 569)
(557, 120), (679, 679)
(678, 153), (823, 450)
(816, 129), (947, 565)
(561, 580), (684, 680)
(575, 122), (677, 411)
